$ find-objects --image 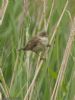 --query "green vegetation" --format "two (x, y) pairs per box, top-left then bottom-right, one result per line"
(0, 0), (75, 100)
